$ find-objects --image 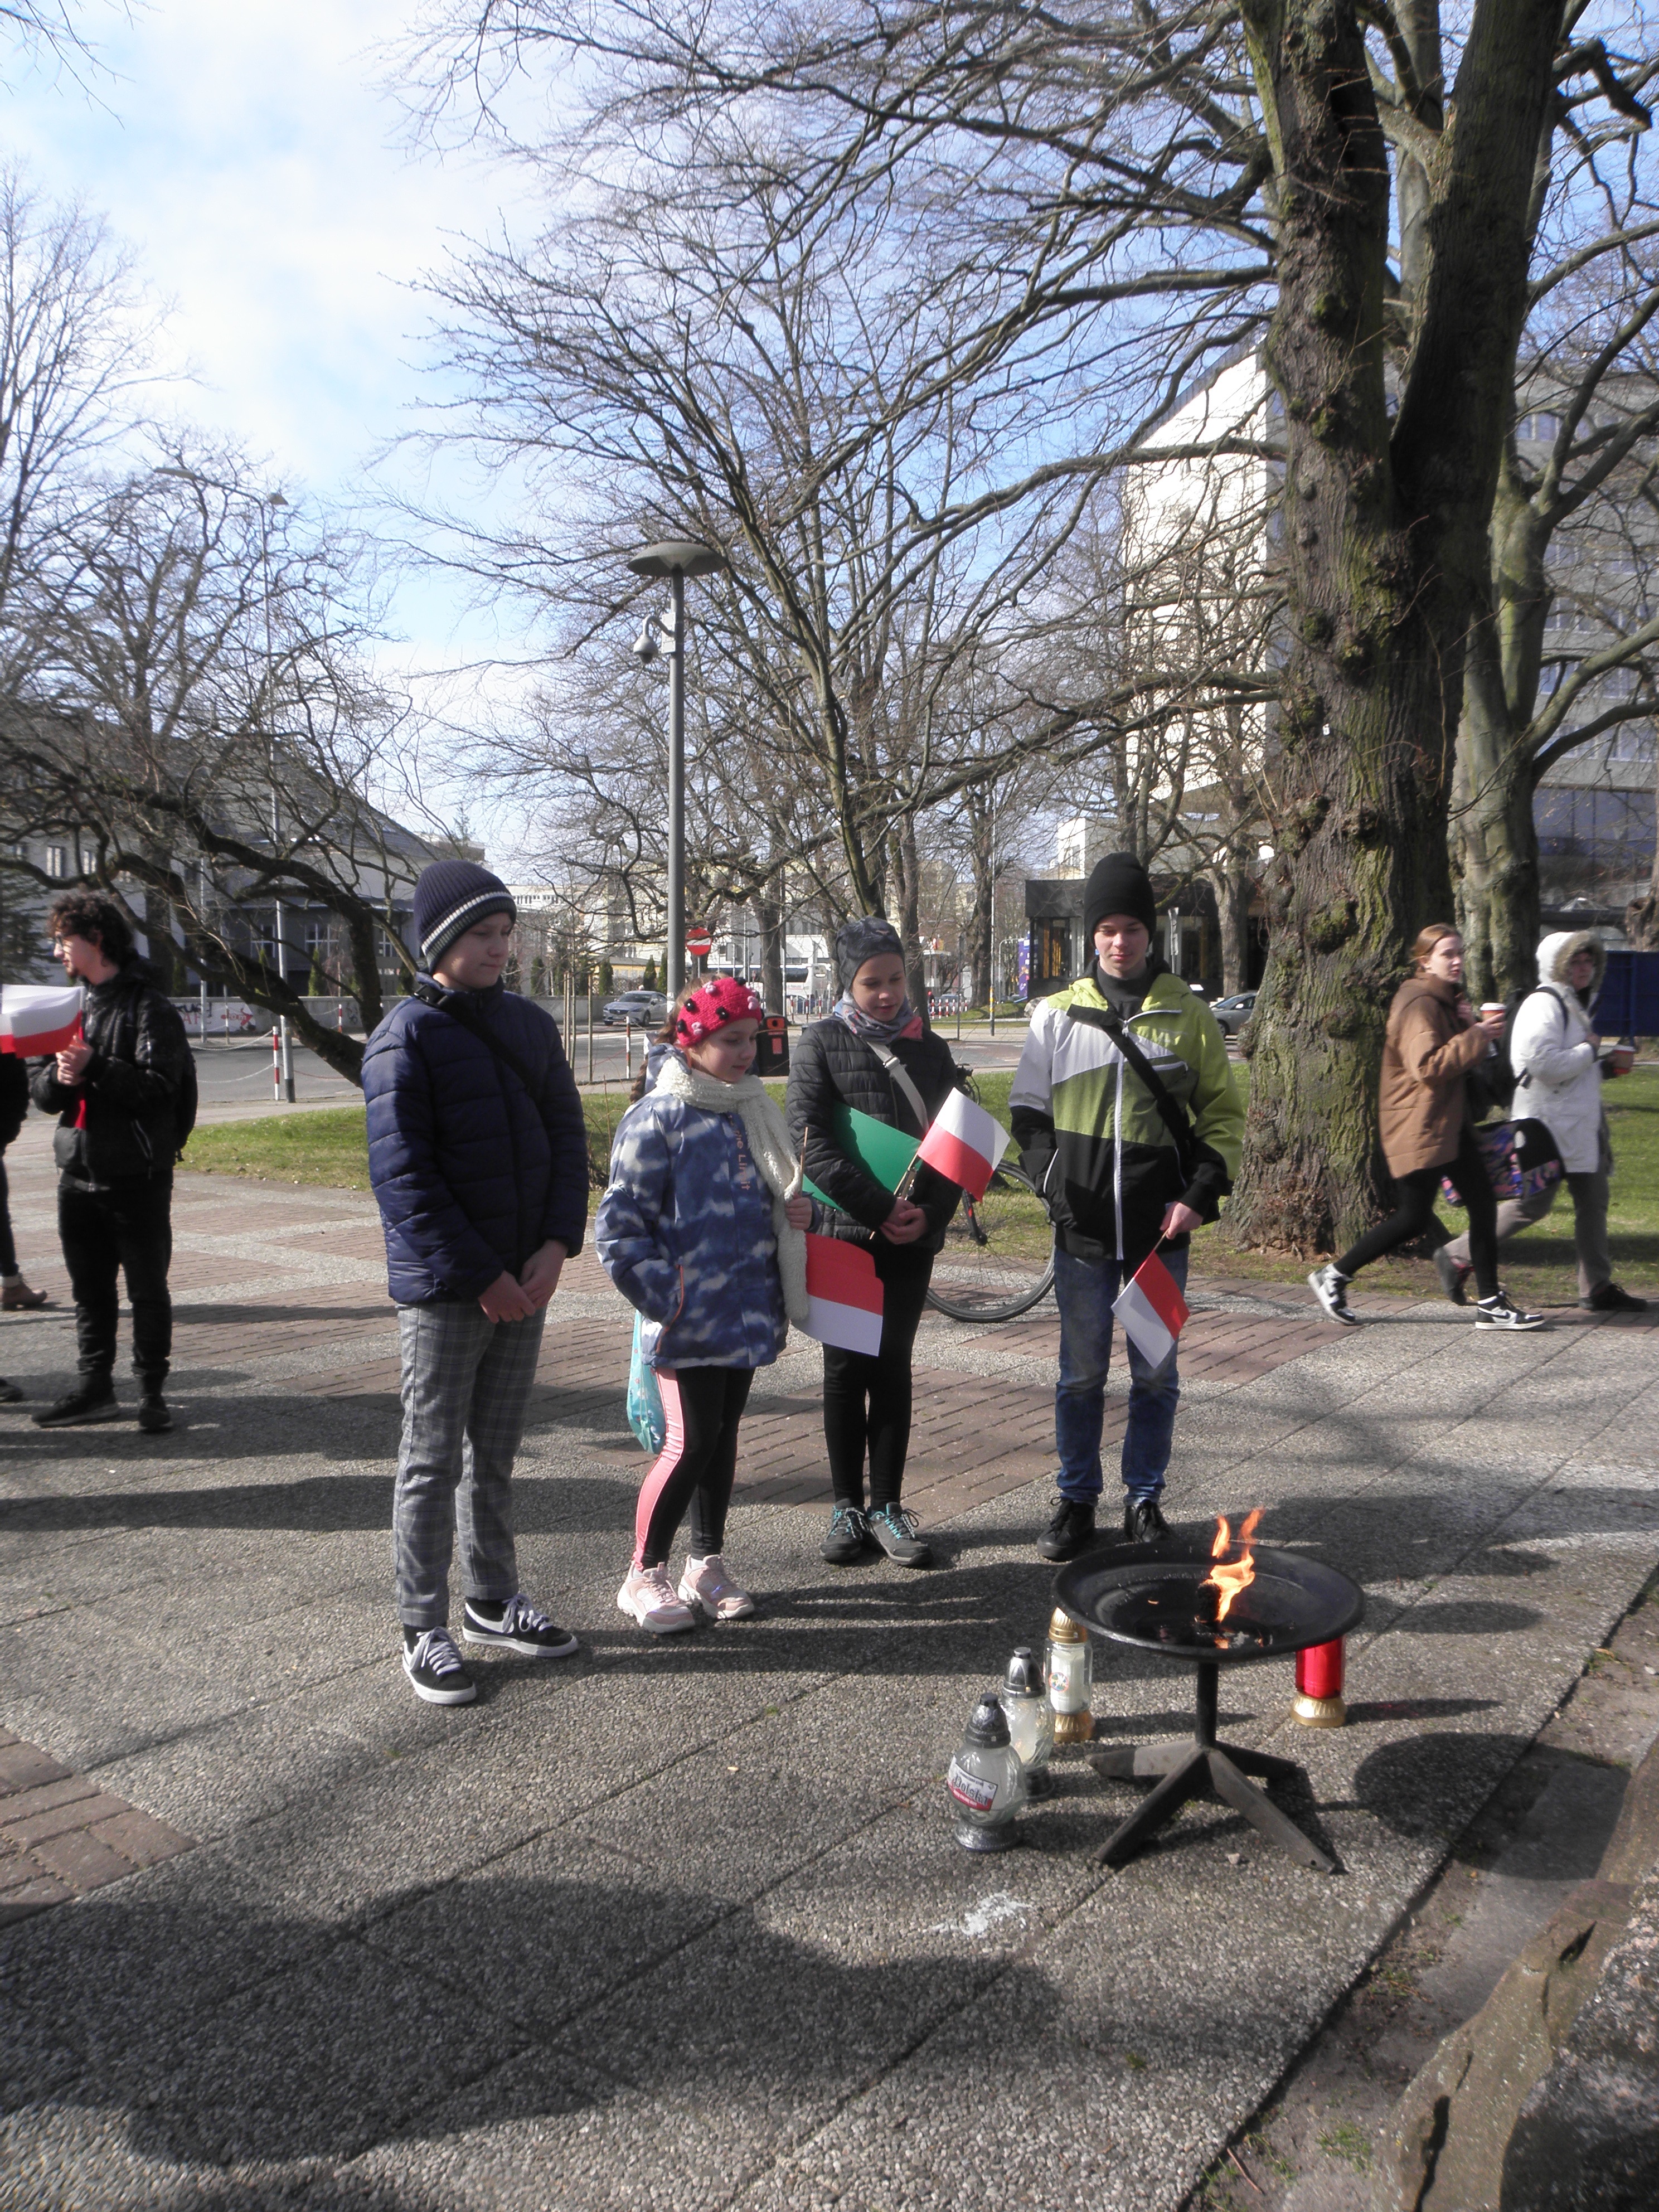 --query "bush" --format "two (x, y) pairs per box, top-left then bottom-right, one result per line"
(598, 961), (614, 995)
(642, 957), (658, 992)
